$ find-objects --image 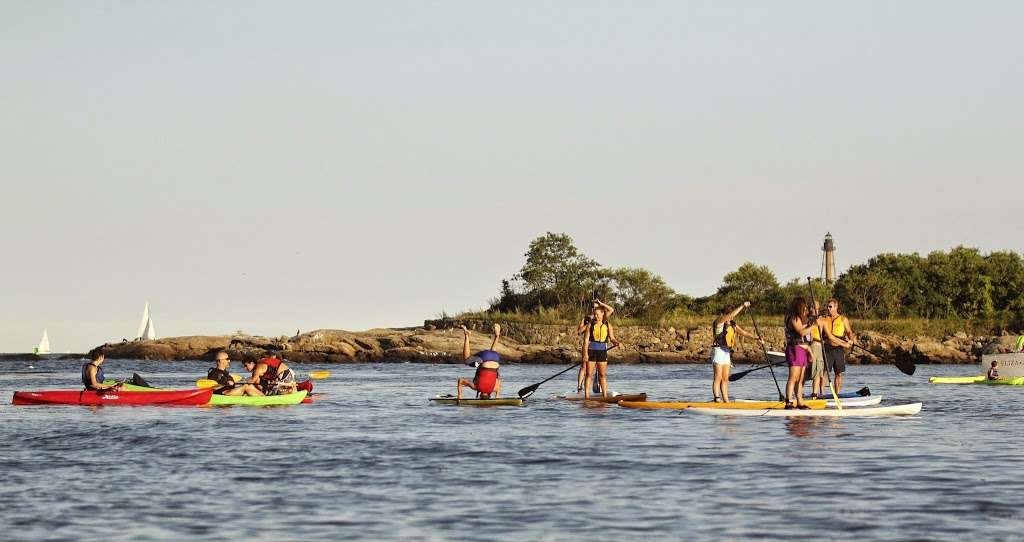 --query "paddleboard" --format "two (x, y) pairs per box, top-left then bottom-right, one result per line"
(555, 392), (647, 403)
(429, 395), (524, 406)
(617, 399), (827, 410)
(738, 395), (882, 408)
(684, 402), (922, 417)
